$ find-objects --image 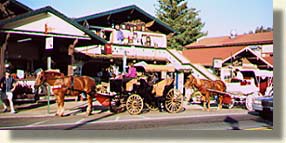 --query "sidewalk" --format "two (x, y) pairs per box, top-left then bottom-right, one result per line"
(0, 97), (249, 119)
(0, 97), (87, 118)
